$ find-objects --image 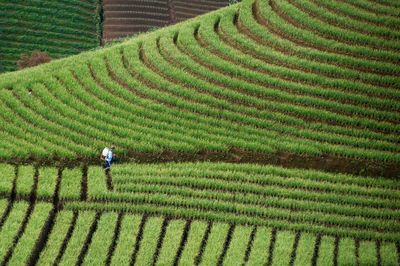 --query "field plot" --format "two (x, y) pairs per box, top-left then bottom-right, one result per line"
(102, 0), (230, 43)
(0, 0), (100, 73)
(102, 0), (171, 43)
(173, 0), (229, 22)
(0, 162), (399, 265)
